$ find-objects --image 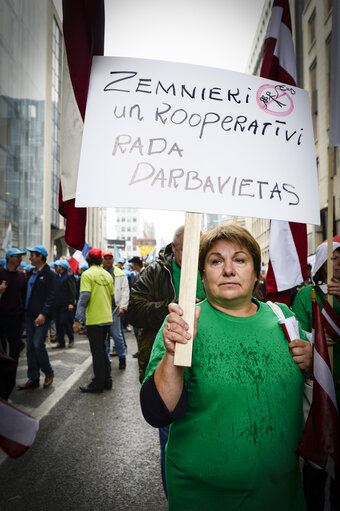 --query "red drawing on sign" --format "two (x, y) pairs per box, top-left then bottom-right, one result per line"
(256, 84), (295, 116)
